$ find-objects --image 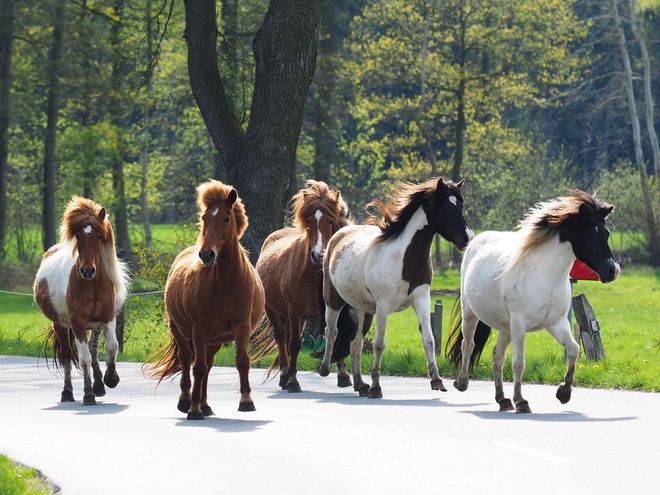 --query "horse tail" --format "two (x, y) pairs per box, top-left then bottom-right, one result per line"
(249, 314), (279, 366)
(40, 325), (79, 373)
(143, 335), (182, 385)
(311, 275), (357, 363)
(445, 296), (491, 371)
